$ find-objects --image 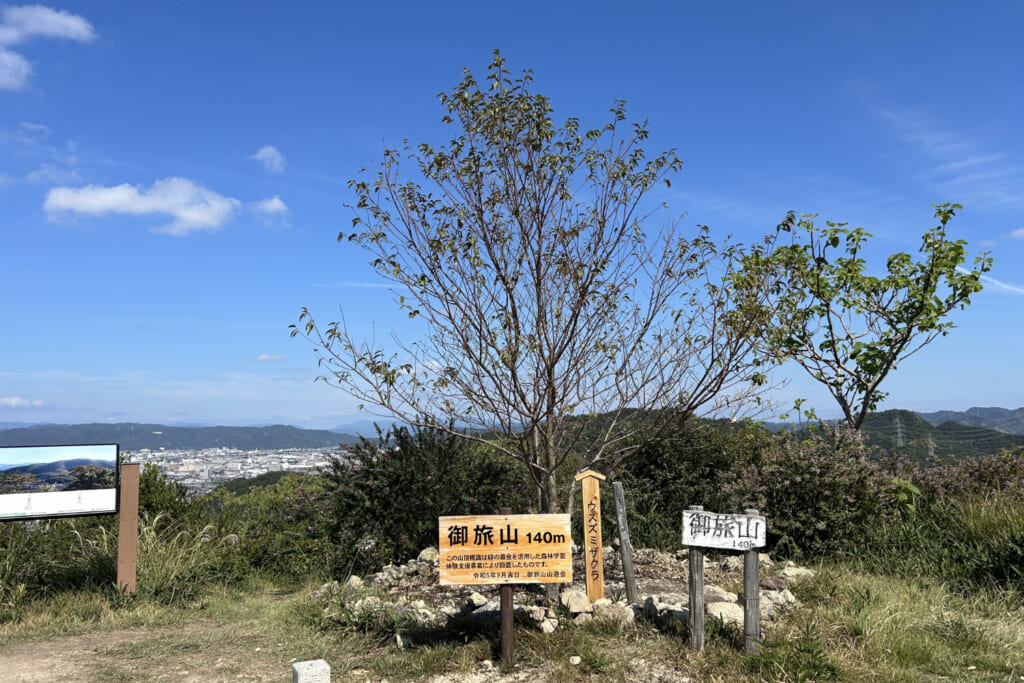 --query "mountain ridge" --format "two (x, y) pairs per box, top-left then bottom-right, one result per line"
(916, 407), (1024, 435)
(0, 423), (360, 451)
